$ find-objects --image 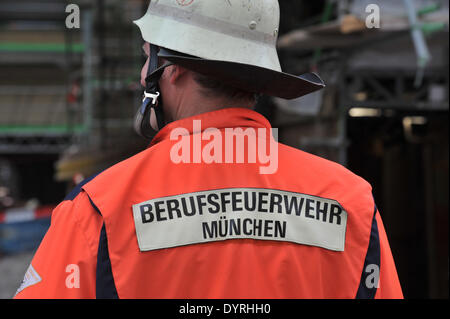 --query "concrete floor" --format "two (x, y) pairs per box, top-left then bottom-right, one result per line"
(0, 251), (34, 299)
